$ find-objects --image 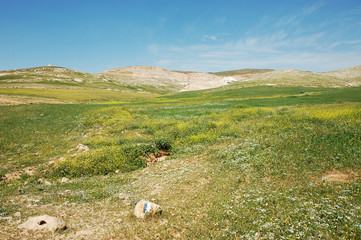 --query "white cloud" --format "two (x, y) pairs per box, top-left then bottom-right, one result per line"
(349, 7), (361, 15)
(275, 1), (324, 28)
(147, 44), (159, 54)
(302, 0), (324, 15)
(202, 35), (217, 41)
(160, 17), (168, 24)
(147, 30), (361, 72)
(146, 2), (360, 73)
(215, 16), (226, 24)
